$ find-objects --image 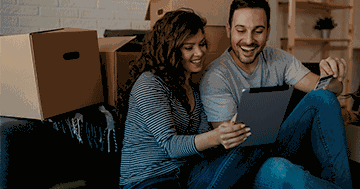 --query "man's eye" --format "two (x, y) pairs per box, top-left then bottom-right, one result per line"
(255, 30), (264, 34)
(237, 30), (245, 33)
